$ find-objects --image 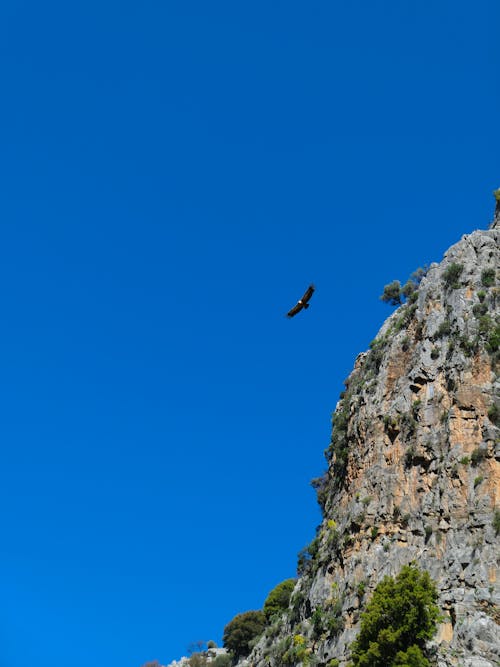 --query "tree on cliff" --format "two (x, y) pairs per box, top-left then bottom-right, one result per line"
(263, 578), (296, 621)
(380, 267), (428, 306)
(380, 280), (403, 306)
(350, 564), (441, 667)
(222, 610), (266, 659)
